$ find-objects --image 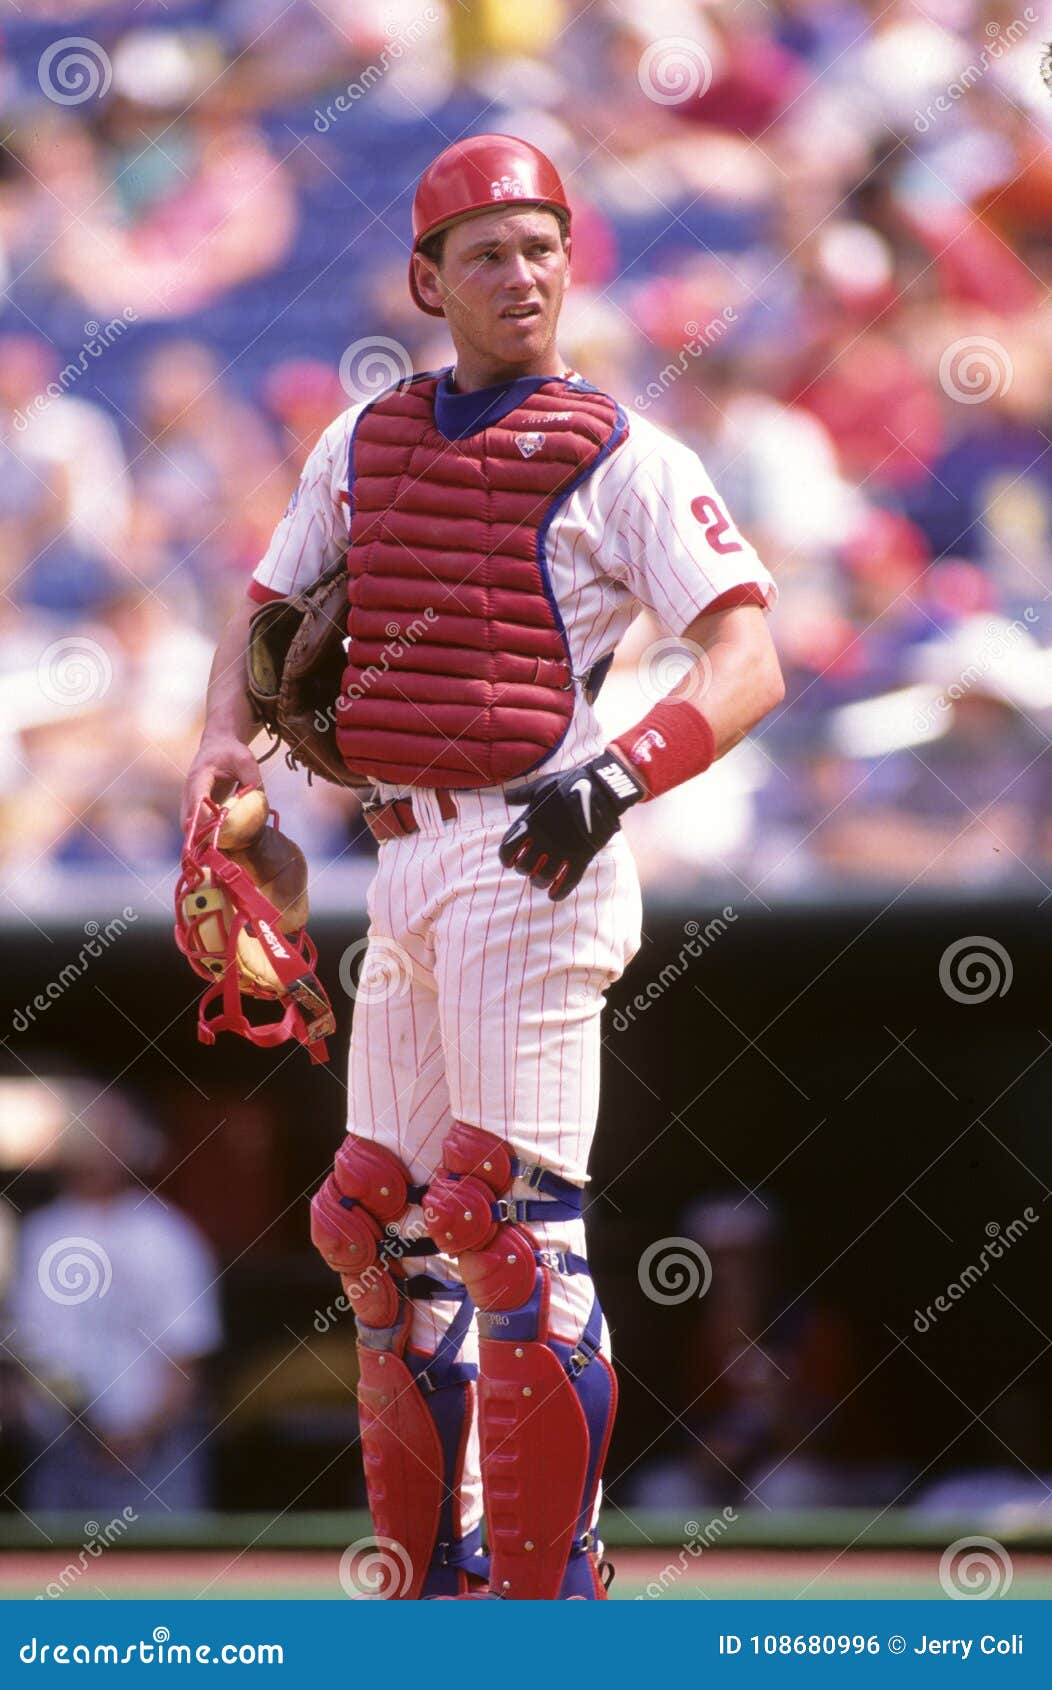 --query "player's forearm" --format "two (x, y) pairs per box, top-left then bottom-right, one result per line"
(200, 597), (259, 749)
(611, 605), (783, 798)
(680, 604), (785, 756)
